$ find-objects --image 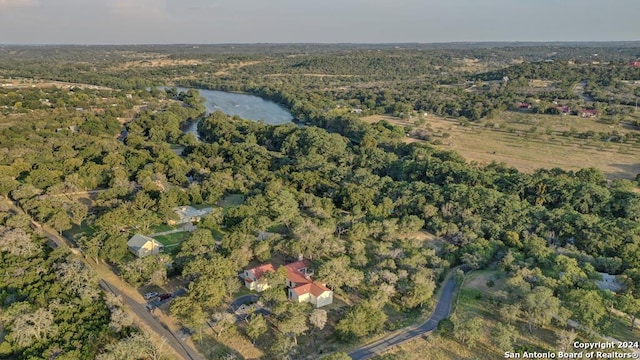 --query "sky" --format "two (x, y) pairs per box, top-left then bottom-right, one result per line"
(0, 0), (638, 44)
